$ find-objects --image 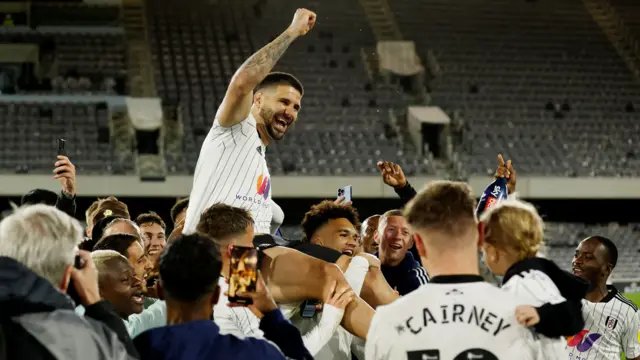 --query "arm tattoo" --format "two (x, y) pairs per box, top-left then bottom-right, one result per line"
(236, 31), (295, 86)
